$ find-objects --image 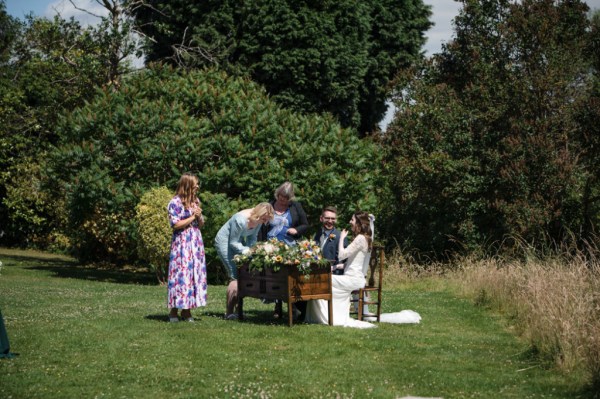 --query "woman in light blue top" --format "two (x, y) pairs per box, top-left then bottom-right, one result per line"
(215, 202), (274, 319)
